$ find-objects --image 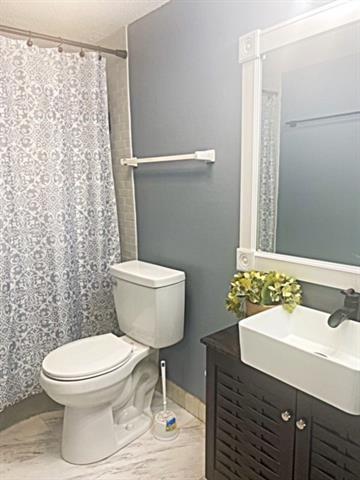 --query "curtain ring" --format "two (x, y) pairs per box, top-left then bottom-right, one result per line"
(26, 31), (33, 47)
(98, 50), (102, 61)
(58, 38), (63, 53)
(79, 48), (85, 58)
